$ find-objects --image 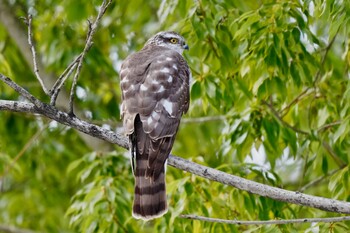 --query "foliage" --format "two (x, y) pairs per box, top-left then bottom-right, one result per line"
(1, 0), (350, 232)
